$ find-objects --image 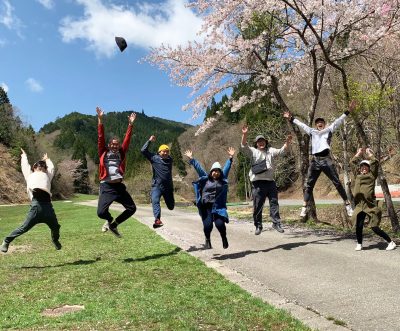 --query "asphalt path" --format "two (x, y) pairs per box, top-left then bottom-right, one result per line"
(80, 200), (400, 331)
